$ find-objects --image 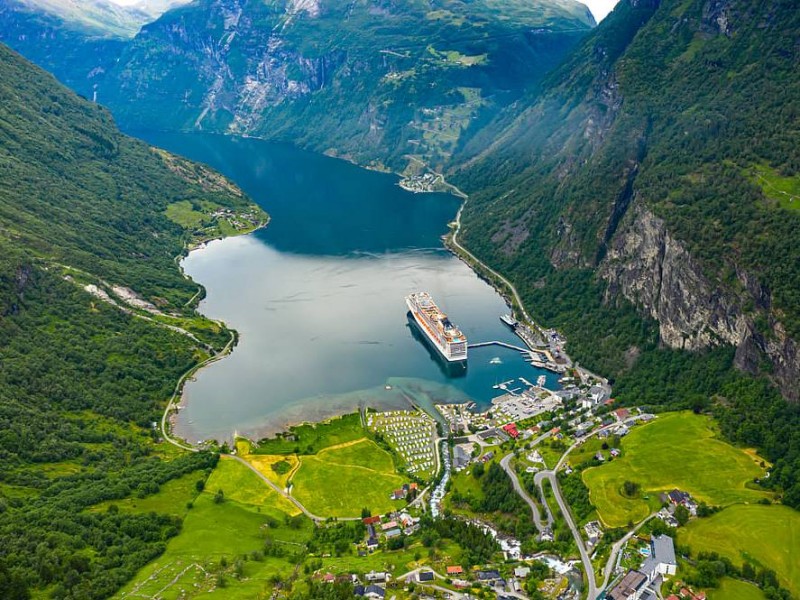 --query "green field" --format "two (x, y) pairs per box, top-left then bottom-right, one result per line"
(254, 413), (366, 455)
(710, 578), (767, 600)
(582, 412), (770, 527)
(91, 470), (205, 517)
(680, 504), (800, 597)
(115, 458), (311, 599)
(291, 439), (406, 517)
(750, 164), (800, 212)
